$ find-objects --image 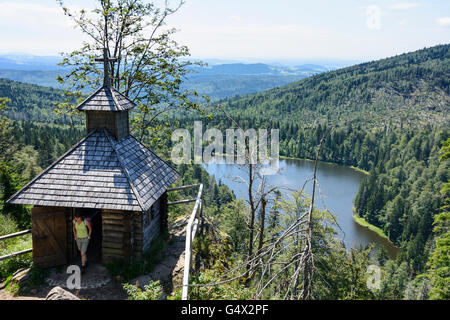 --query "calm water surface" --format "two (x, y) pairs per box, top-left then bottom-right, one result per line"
(204, 158), (399, 259)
